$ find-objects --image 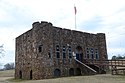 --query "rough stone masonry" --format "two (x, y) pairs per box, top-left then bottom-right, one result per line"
(15, 21), (108, 80)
